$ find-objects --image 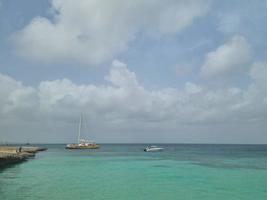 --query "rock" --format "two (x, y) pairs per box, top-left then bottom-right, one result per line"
(0, 146), (46, 168)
